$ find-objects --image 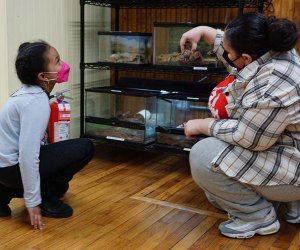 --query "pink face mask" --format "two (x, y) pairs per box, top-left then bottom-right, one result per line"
(44, 61), (70, 83)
